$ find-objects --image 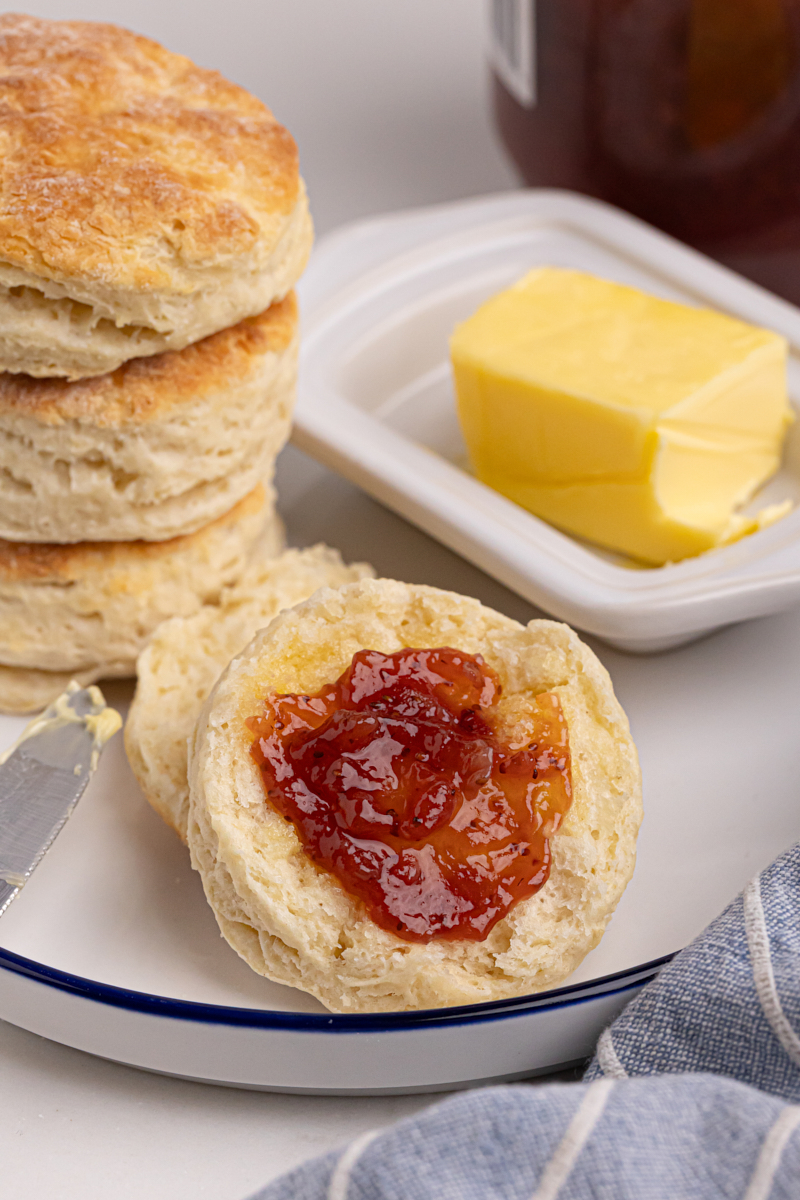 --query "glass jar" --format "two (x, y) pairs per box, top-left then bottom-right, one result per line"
(489, 0), (800, 304)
